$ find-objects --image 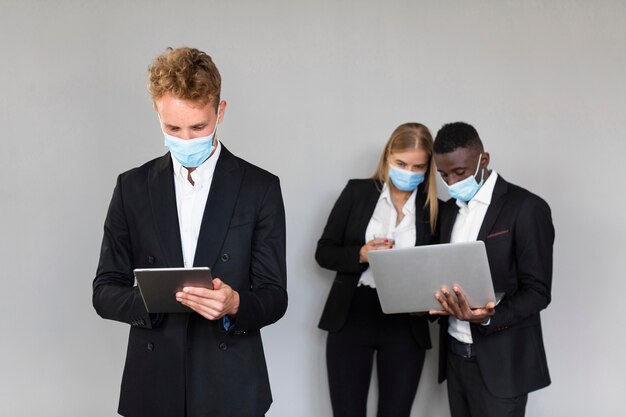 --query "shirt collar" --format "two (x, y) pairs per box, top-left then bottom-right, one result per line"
(171, 140), (222, 185)
(456, 170), (499, 209)
(379, 182), (417, 215)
